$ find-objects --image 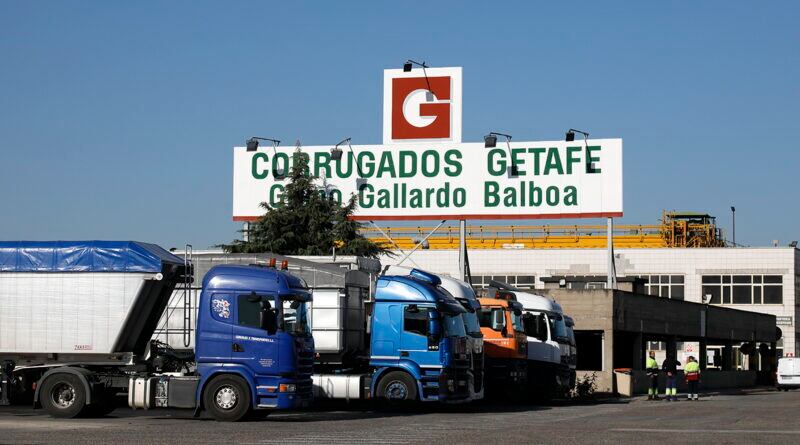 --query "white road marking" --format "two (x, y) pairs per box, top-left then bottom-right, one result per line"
(611, 428), (800, 435)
